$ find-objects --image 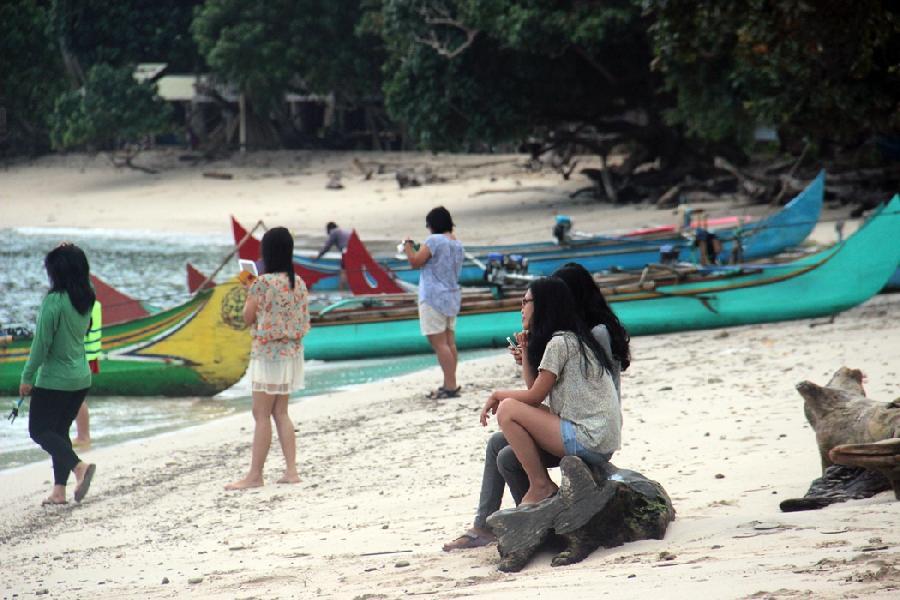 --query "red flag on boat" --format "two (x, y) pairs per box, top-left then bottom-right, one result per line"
(89, 274), (150, 325)
(232, 216), (262, 261)
(187, 263), (216, 294)
(343, 230), (405, 295)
